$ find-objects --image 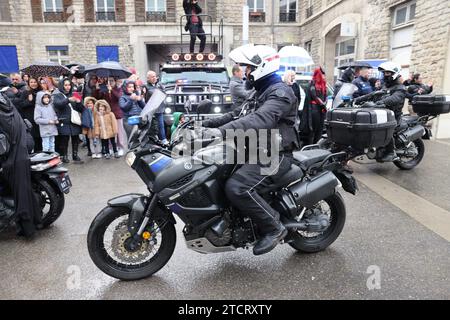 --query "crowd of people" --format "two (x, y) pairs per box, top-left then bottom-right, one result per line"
(1, 69), (171, 164)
